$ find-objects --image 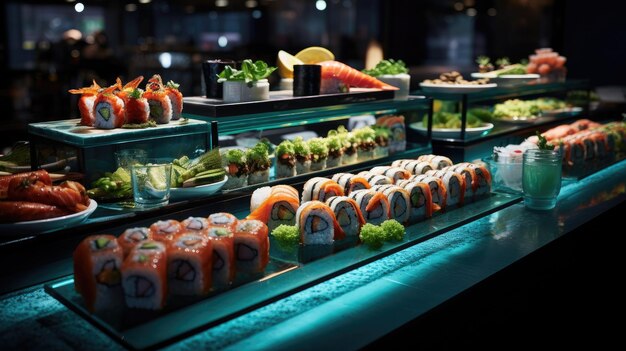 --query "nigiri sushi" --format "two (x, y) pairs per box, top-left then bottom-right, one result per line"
(318, 60), (398, 93)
